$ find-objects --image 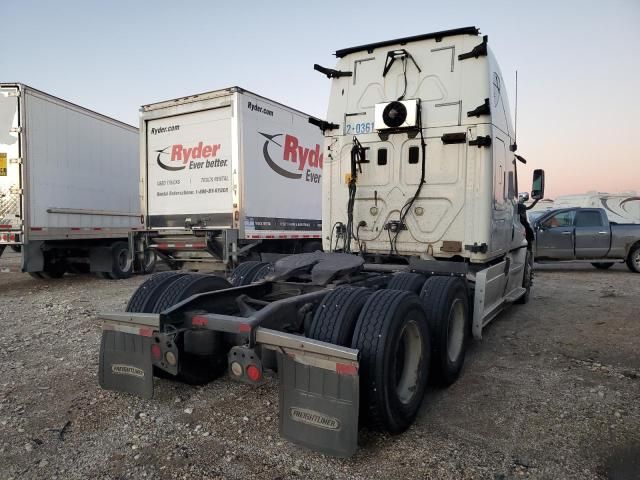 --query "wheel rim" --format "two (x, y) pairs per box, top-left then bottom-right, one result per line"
(447, 299), (465, 363)
(393, 319), (423, 404)
(117, 249), (132, 272)
(634, 251), (640, 269)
